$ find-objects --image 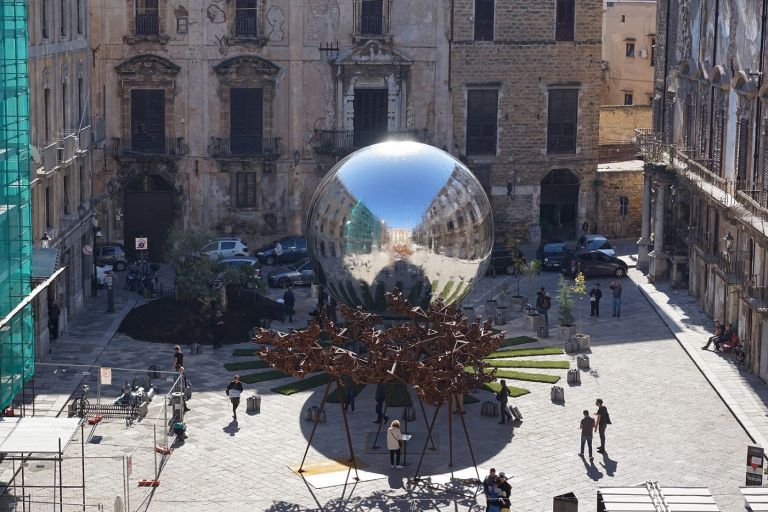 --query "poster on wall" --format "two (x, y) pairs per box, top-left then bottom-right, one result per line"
(746, 445), (764, 486)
